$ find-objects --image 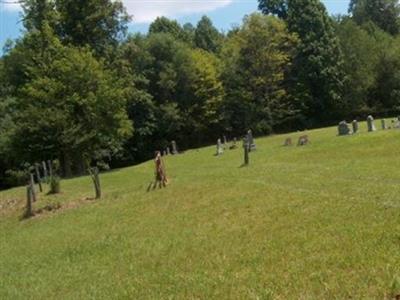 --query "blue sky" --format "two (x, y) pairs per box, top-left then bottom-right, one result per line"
(0, 0), (350, 49)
